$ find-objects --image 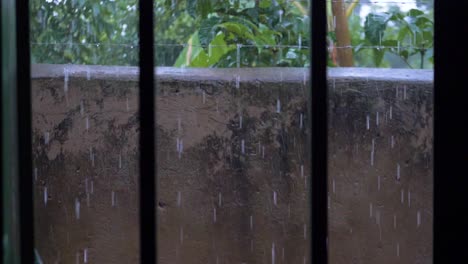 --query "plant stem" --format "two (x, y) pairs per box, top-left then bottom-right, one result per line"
(420, 50), (425, 69)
